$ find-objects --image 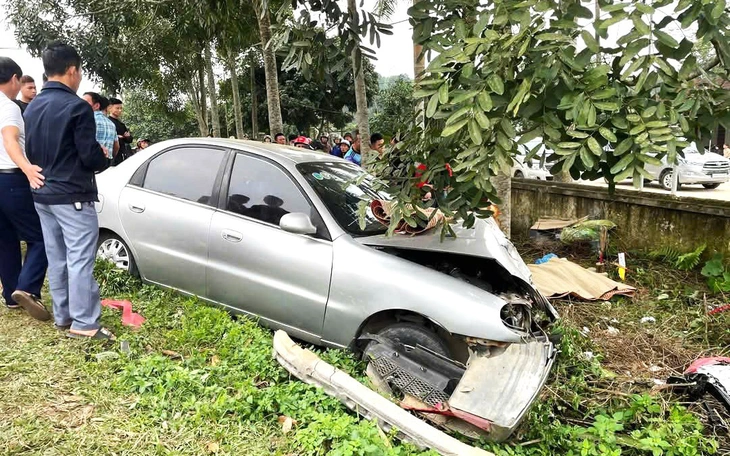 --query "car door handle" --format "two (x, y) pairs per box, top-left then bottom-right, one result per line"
(129, 203), (145, 213)
(221, 229), (243, 243)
